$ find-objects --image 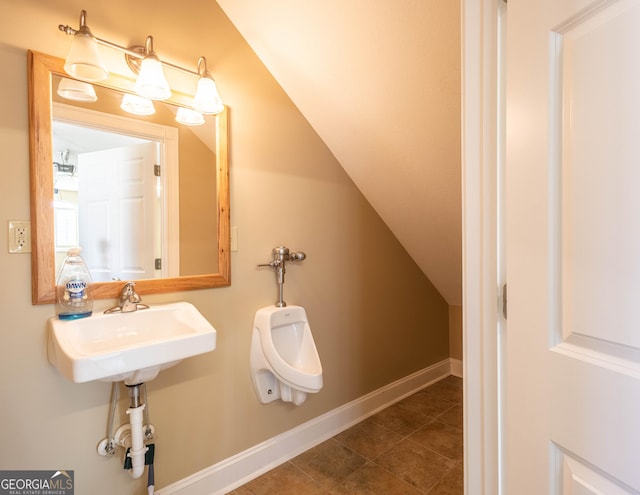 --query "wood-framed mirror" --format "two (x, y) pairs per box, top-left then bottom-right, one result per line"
(28, 50), (230, 304)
